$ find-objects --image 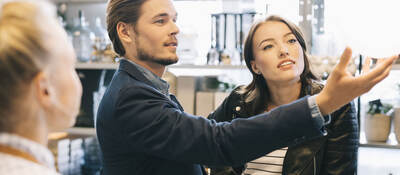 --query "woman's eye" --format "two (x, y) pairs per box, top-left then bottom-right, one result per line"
(288, 39), (297, 43)
(263, 45), (273, 50)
